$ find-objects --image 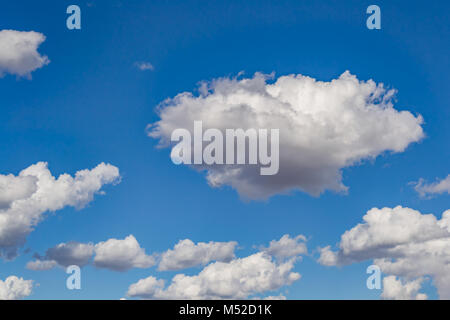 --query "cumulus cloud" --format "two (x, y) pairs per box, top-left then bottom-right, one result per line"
(28, 235), (154, 272)
(128, 252), (301, 299)
(0, 162), (120, 260)
(158, 239), (237, 271)
(93, 235), (155, 271)
(318, 206), (450, 299)
(127, 276), (165, 299)
(0, 276), (33, 300)
(0, 30), (49, 78)
(149, 71), (424, 199)
(381, 276), (427, 300)
(414, 174), (450, 198)
(260, 234), (307, 259)
(135, 61), (154, 71)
